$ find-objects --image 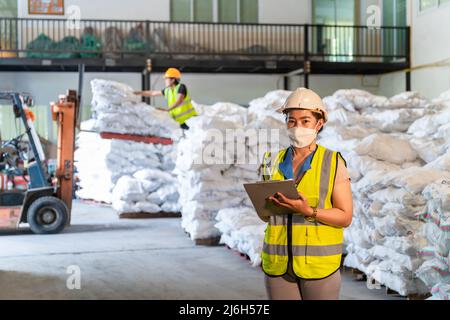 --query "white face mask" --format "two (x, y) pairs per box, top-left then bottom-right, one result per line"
(287, 126), (318, 148)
